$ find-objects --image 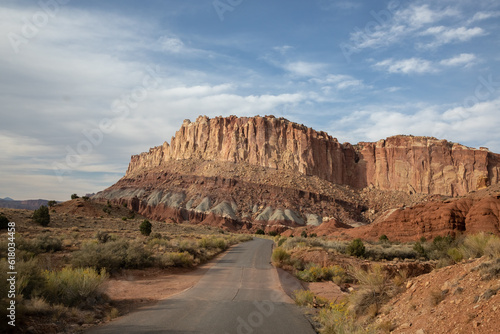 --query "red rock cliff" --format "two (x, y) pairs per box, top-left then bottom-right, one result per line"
(126, 115), (500, 196)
